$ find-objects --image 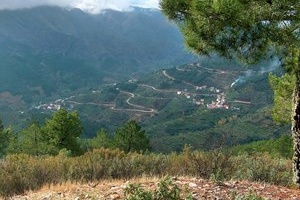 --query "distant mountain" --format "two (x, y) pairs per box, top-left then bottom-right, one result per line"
(0, 6), (195, 103)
